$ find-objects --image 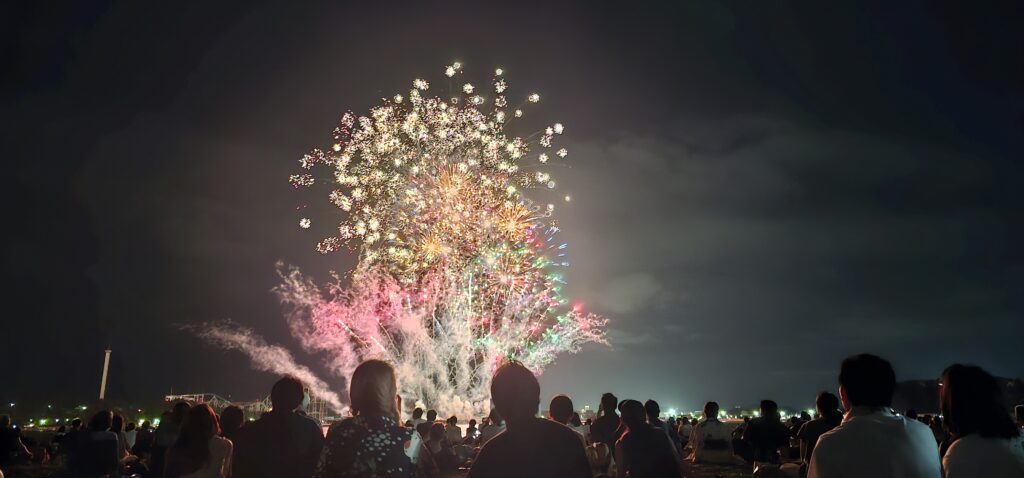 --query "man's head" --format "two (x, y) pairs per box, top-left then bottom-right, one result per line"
(412, 407), (423, 419)
(815, 391), (840, 416)
(426, 409), (437, 422)
(838, 354), (895, 409)
(271, 375), (305, 412)
(71, 418), (83, 430)
(644, 399), (660, 422)
(760, 400), (779, 419)
(549, 394), (574, 424)
(703, 401), (719, 420)
(600, 392), (618, 416)
(618, 399), (646, 430)
(490, 362), (540, 424)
